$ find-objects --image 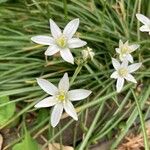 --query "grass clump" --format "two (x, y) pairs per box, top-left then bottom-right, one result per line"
(0, 0), (150, 149)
